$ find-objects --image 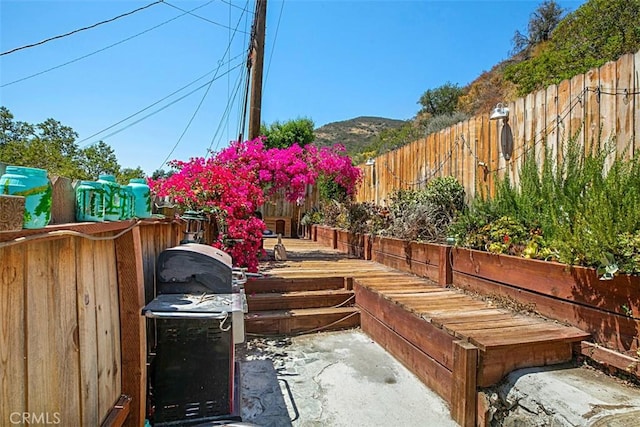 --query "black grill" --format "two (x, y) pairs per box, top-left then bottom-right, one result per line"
(143, 243), (245, 426)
